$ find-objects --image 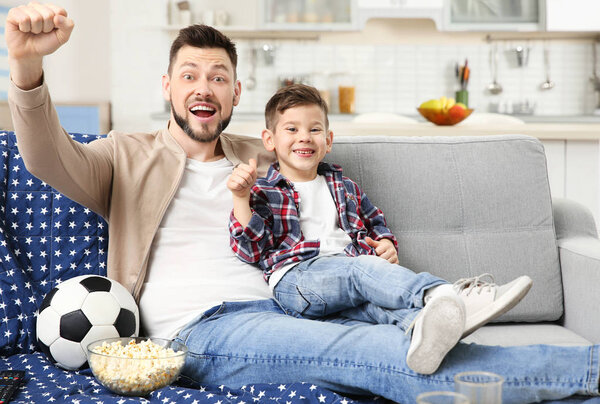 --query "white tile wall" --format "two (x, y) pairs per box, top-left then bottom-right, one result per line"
(233, 39), (600, 117)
